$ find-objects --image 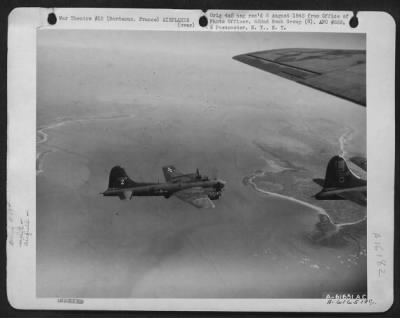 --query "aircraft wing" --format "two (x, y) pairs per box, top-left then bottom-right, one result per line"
(233, 48), (366, 106)
(162, 165), (185, 182)
(173, 187), (215, 208)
